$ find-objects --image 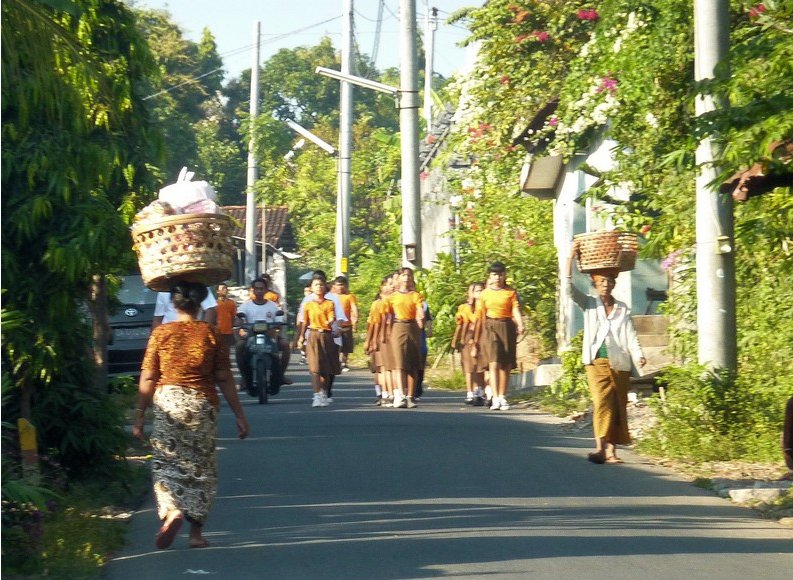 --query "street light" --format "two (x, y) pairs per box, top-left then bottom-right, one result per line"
(315, 66), (399, 96)
(284, 119), (336, 156)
